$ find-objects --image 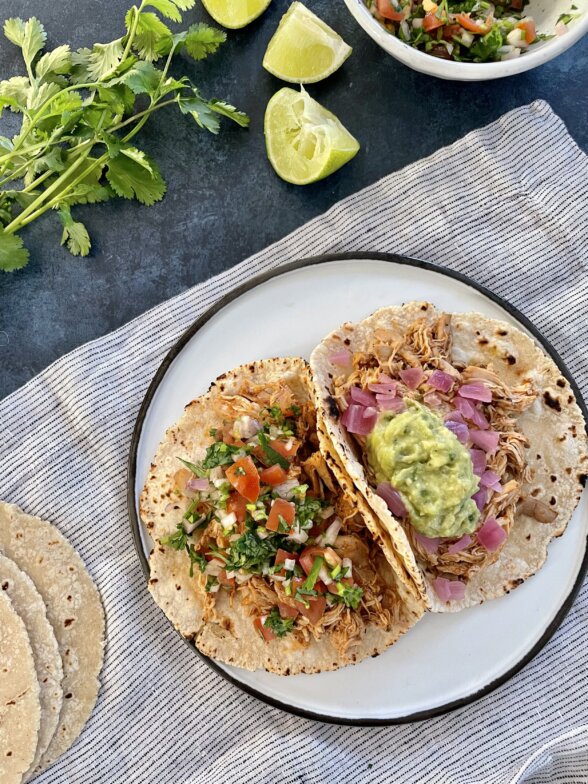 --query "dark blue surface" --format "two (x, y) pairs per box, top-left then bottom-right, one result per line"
(1, 0), (587, 399)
